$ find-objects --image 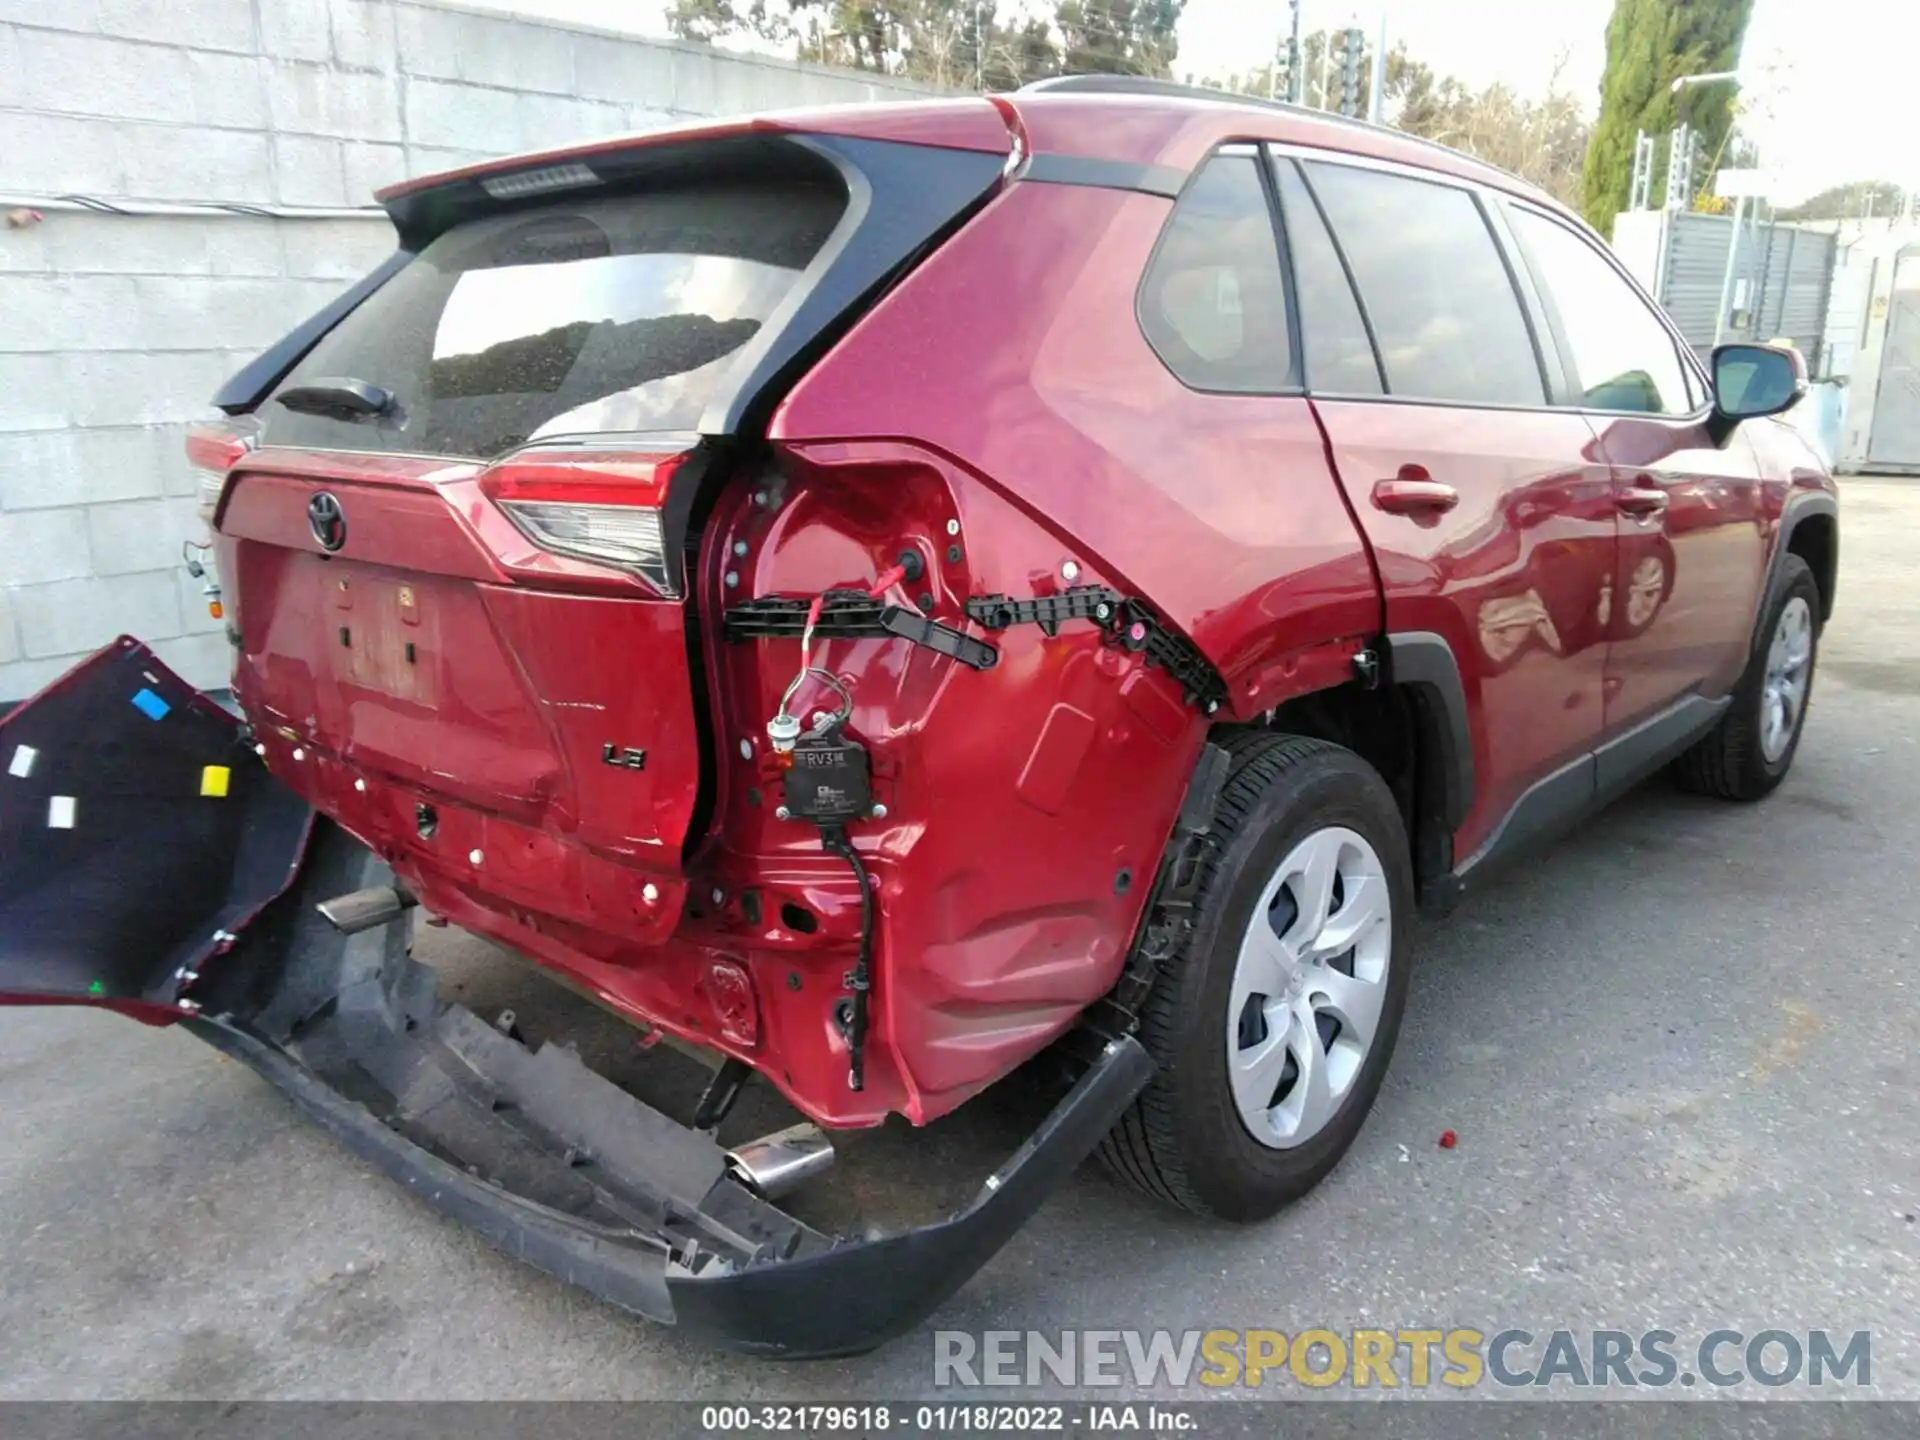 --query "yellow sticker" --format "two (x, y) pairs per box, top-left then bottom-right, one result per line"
(200, 765), (231, 798)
